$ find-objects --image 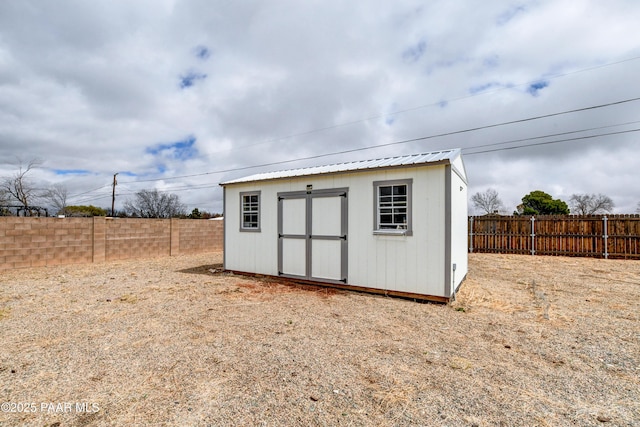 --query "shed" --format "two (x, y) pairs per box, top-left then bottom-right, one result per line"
(219, 148), (468, 302)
